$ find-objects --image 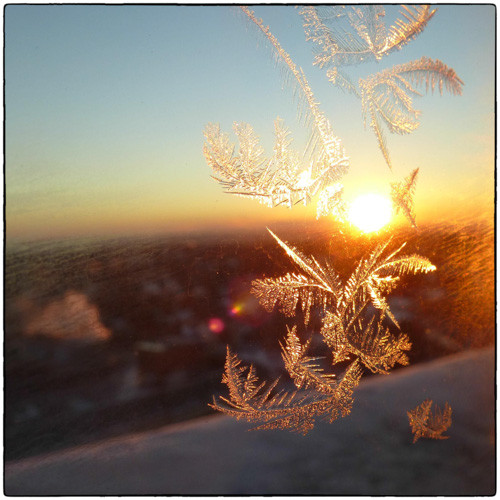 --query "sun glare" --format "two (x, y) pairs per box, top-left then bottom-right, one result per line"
(348, 193), (393, 233)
